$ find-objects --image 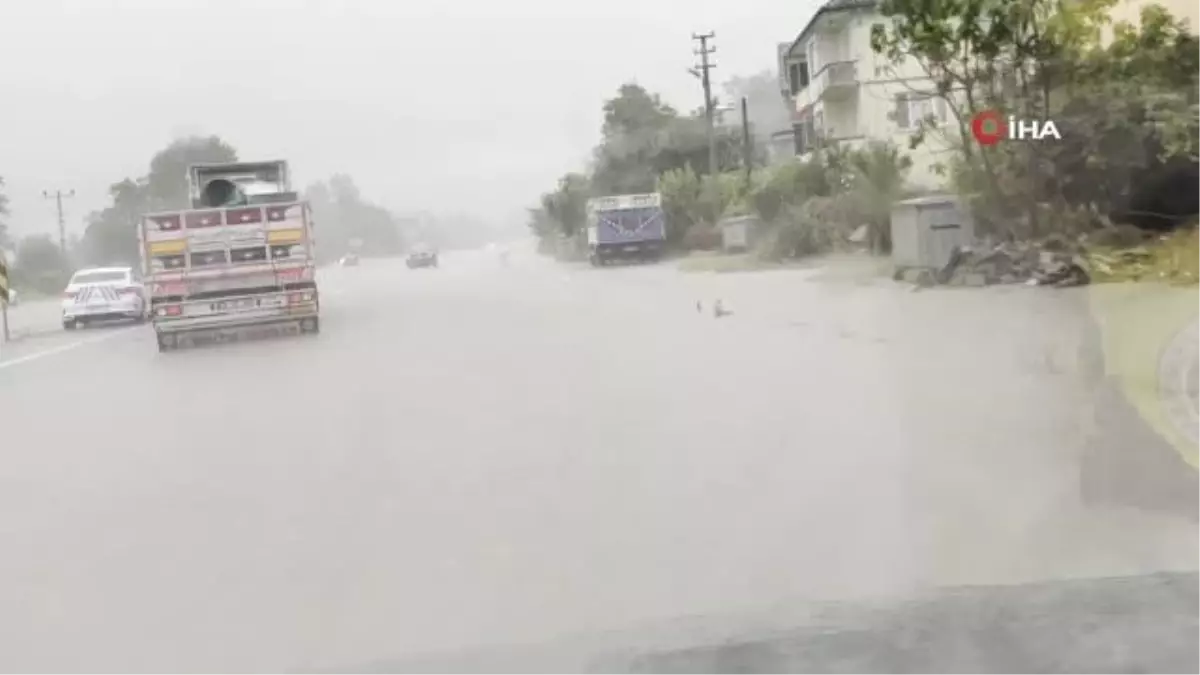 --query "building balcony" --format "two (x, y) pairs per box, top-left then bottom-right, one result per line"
(796, 129), (867, 161)
(794, 60), (860, 112)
